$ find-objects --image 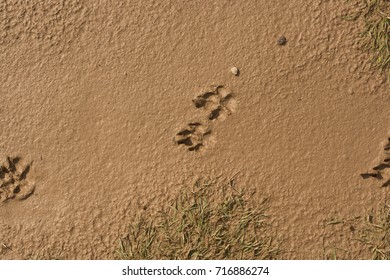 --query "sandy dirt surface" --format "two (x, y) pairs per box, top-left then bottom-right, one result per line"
(0, 0), (389, 259)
